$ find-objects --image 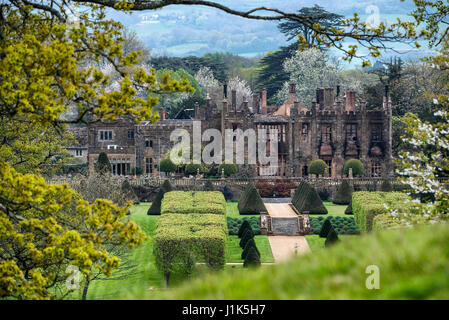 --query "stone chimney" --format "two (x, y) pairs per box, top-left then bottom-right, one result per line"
(316, 88), (325, 109)
(345, 91), (356, 112)
(323, 88), (334, 108)
(243, 97), (249, 113)
(194, 101), (199, 120)
(288, 83), (296, 103)
(252, 93), (259, 113)
(205, 93), (211, 119)
(159, 108), (165, 120)
(231, 89), (237, 112)
(261, 88), (267, 115)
